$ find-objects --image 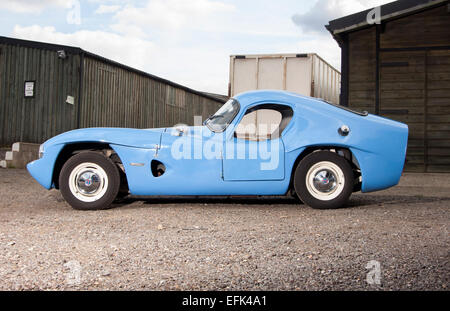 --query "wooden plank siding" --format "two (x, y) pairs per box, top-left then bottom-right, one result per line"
(0, 44), (80, 146)
(380, 6), (450, 49)
(346, 3), (450, 172)
(348, 27), (377, 114)
(80, 57), (222, 130)
(426, 49), (450, 172)
(379, 50), (426, 172)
